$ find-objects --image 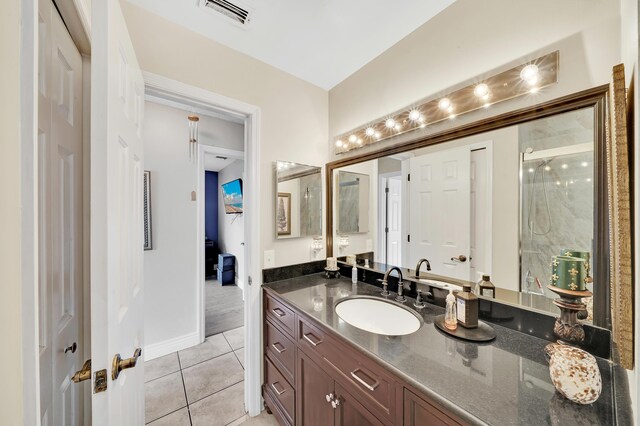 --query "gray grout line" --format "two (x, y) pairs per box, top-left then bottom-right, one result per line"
(184, 379), (245, 407)
(145, 405), (189, 425)
(175, 352), (194, 426)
